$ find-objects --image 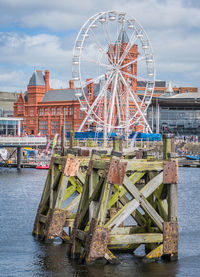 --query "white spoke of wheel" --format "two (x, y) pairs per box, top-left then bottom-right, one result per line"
(82, 56), (112, 70)
(119, 72), (152, 133)
(103, 23), (116, 63)
(86, 73), (115, 125)
(89, 29), (114, 66)
(108, 72), (119, 132)
(118, 31), (137, 65)
(120, 55), (145, 70)
(81, 72), (112, 88)
(120, 70), (150, 83)
(115, 22), (121, 65)
(78, 72), (115, 131)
